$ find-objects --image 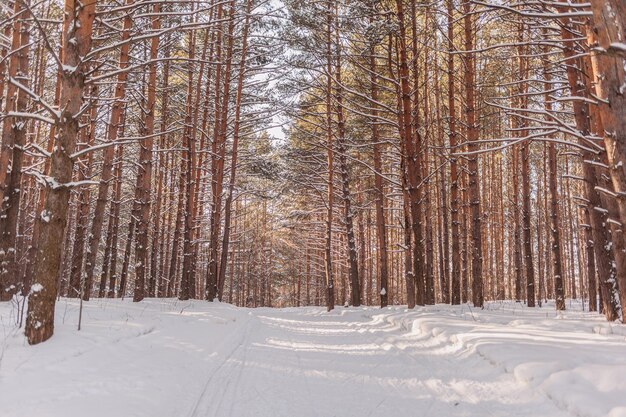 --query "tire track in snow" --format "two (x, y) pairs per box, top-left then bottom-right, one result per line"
(189, 307), (577, 417)
(385, 310), (579, 417)
(186, 314), (253, 417)
(228, 314), (289, 417)
(283, 316), (319, 417)
(222, 316), (253, 417)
